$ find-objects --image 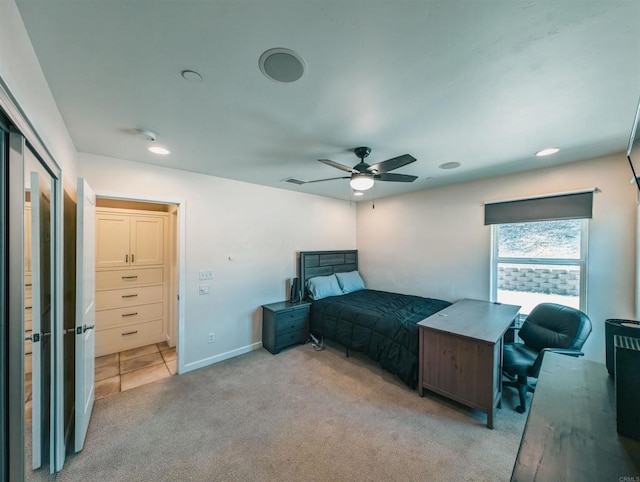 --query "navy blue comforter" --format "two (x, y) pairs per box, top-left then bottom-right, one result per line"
(309, 289), (451, 388)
